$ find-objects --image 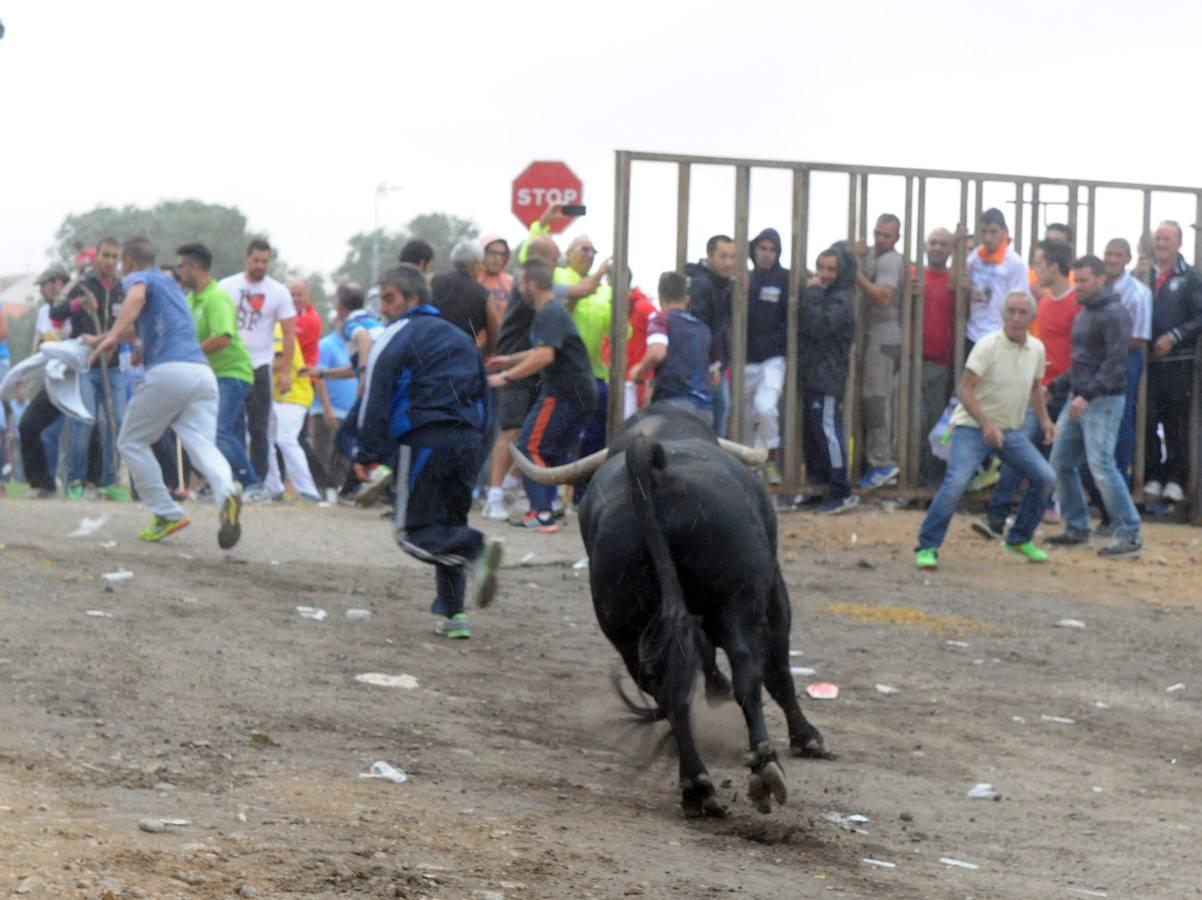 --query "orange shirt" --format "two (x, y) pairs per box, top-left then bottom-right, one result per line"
(1036, 288), (1079, 385)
